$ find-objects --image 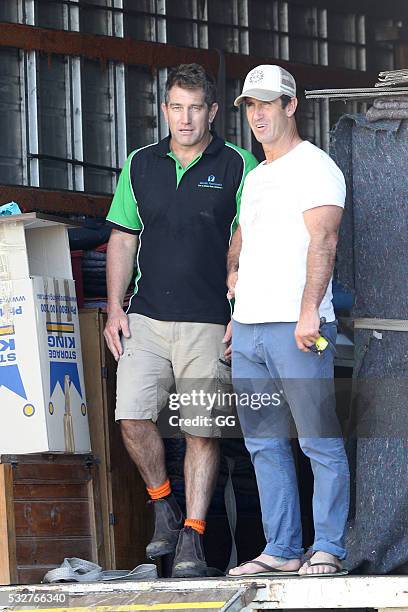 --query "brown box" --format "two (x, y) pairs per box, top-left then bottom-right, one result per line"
(0, 454), (102, 585)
